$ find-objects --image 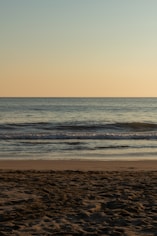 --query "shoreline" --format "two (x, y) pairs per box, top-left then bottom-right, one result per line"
(0, 159), (157, 171)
